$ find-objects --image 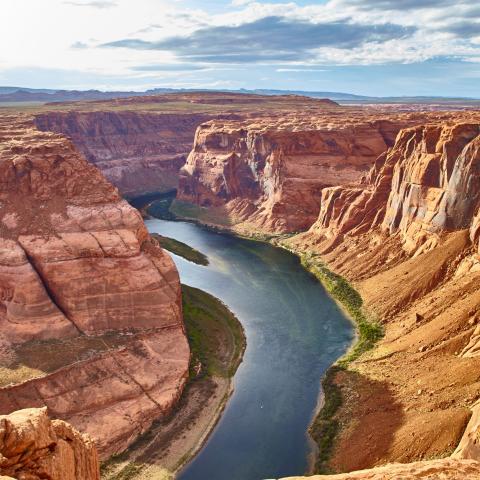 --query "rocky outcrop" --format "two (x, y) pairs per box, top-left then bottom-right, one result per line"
(0, 115), (189, 458)
(177, 112), (441, 233)
(0, 407), (99, 480)
(303, 121), (480, 256)
(280, 458), (480, 479)
(453, 400), (480, 461)
(34, 111), (216, 196)
(382, 123), (480, 254)
(282, 114), (480, 472)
